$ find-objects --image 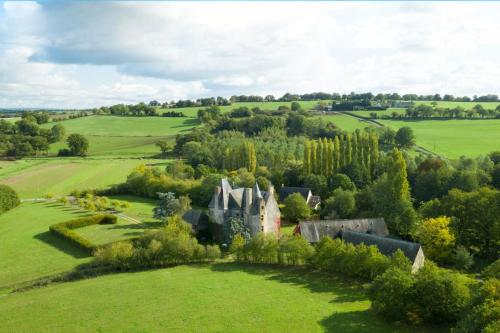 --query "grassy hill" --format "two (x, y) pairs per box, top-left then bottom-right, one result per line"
(0, 263), (433, 333)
